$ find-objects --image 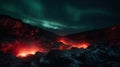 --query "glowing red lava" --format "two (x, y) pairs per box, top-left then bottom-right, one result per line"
(0, 37), (90, 58)
(58, 37), (90, 50)
(0, 41), (45, 58)
(17, 51), (35, 58)
(16, 46), (39, 58)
